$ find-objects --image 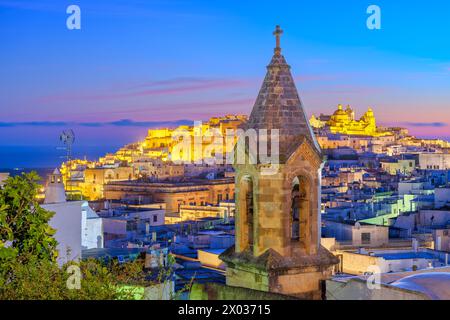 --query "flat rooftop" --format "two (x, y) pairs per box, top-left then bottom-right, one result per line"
(107, 177), (234, 187)
(372, 252), (437, 260)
